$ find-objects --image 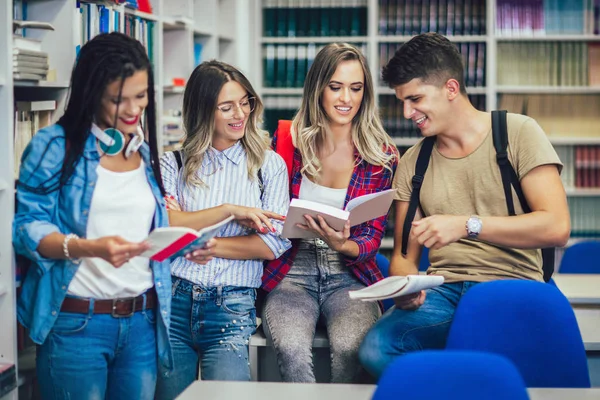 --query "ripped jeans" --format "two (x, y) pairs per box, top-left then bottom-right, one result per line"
(155, 278), (257, 400)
